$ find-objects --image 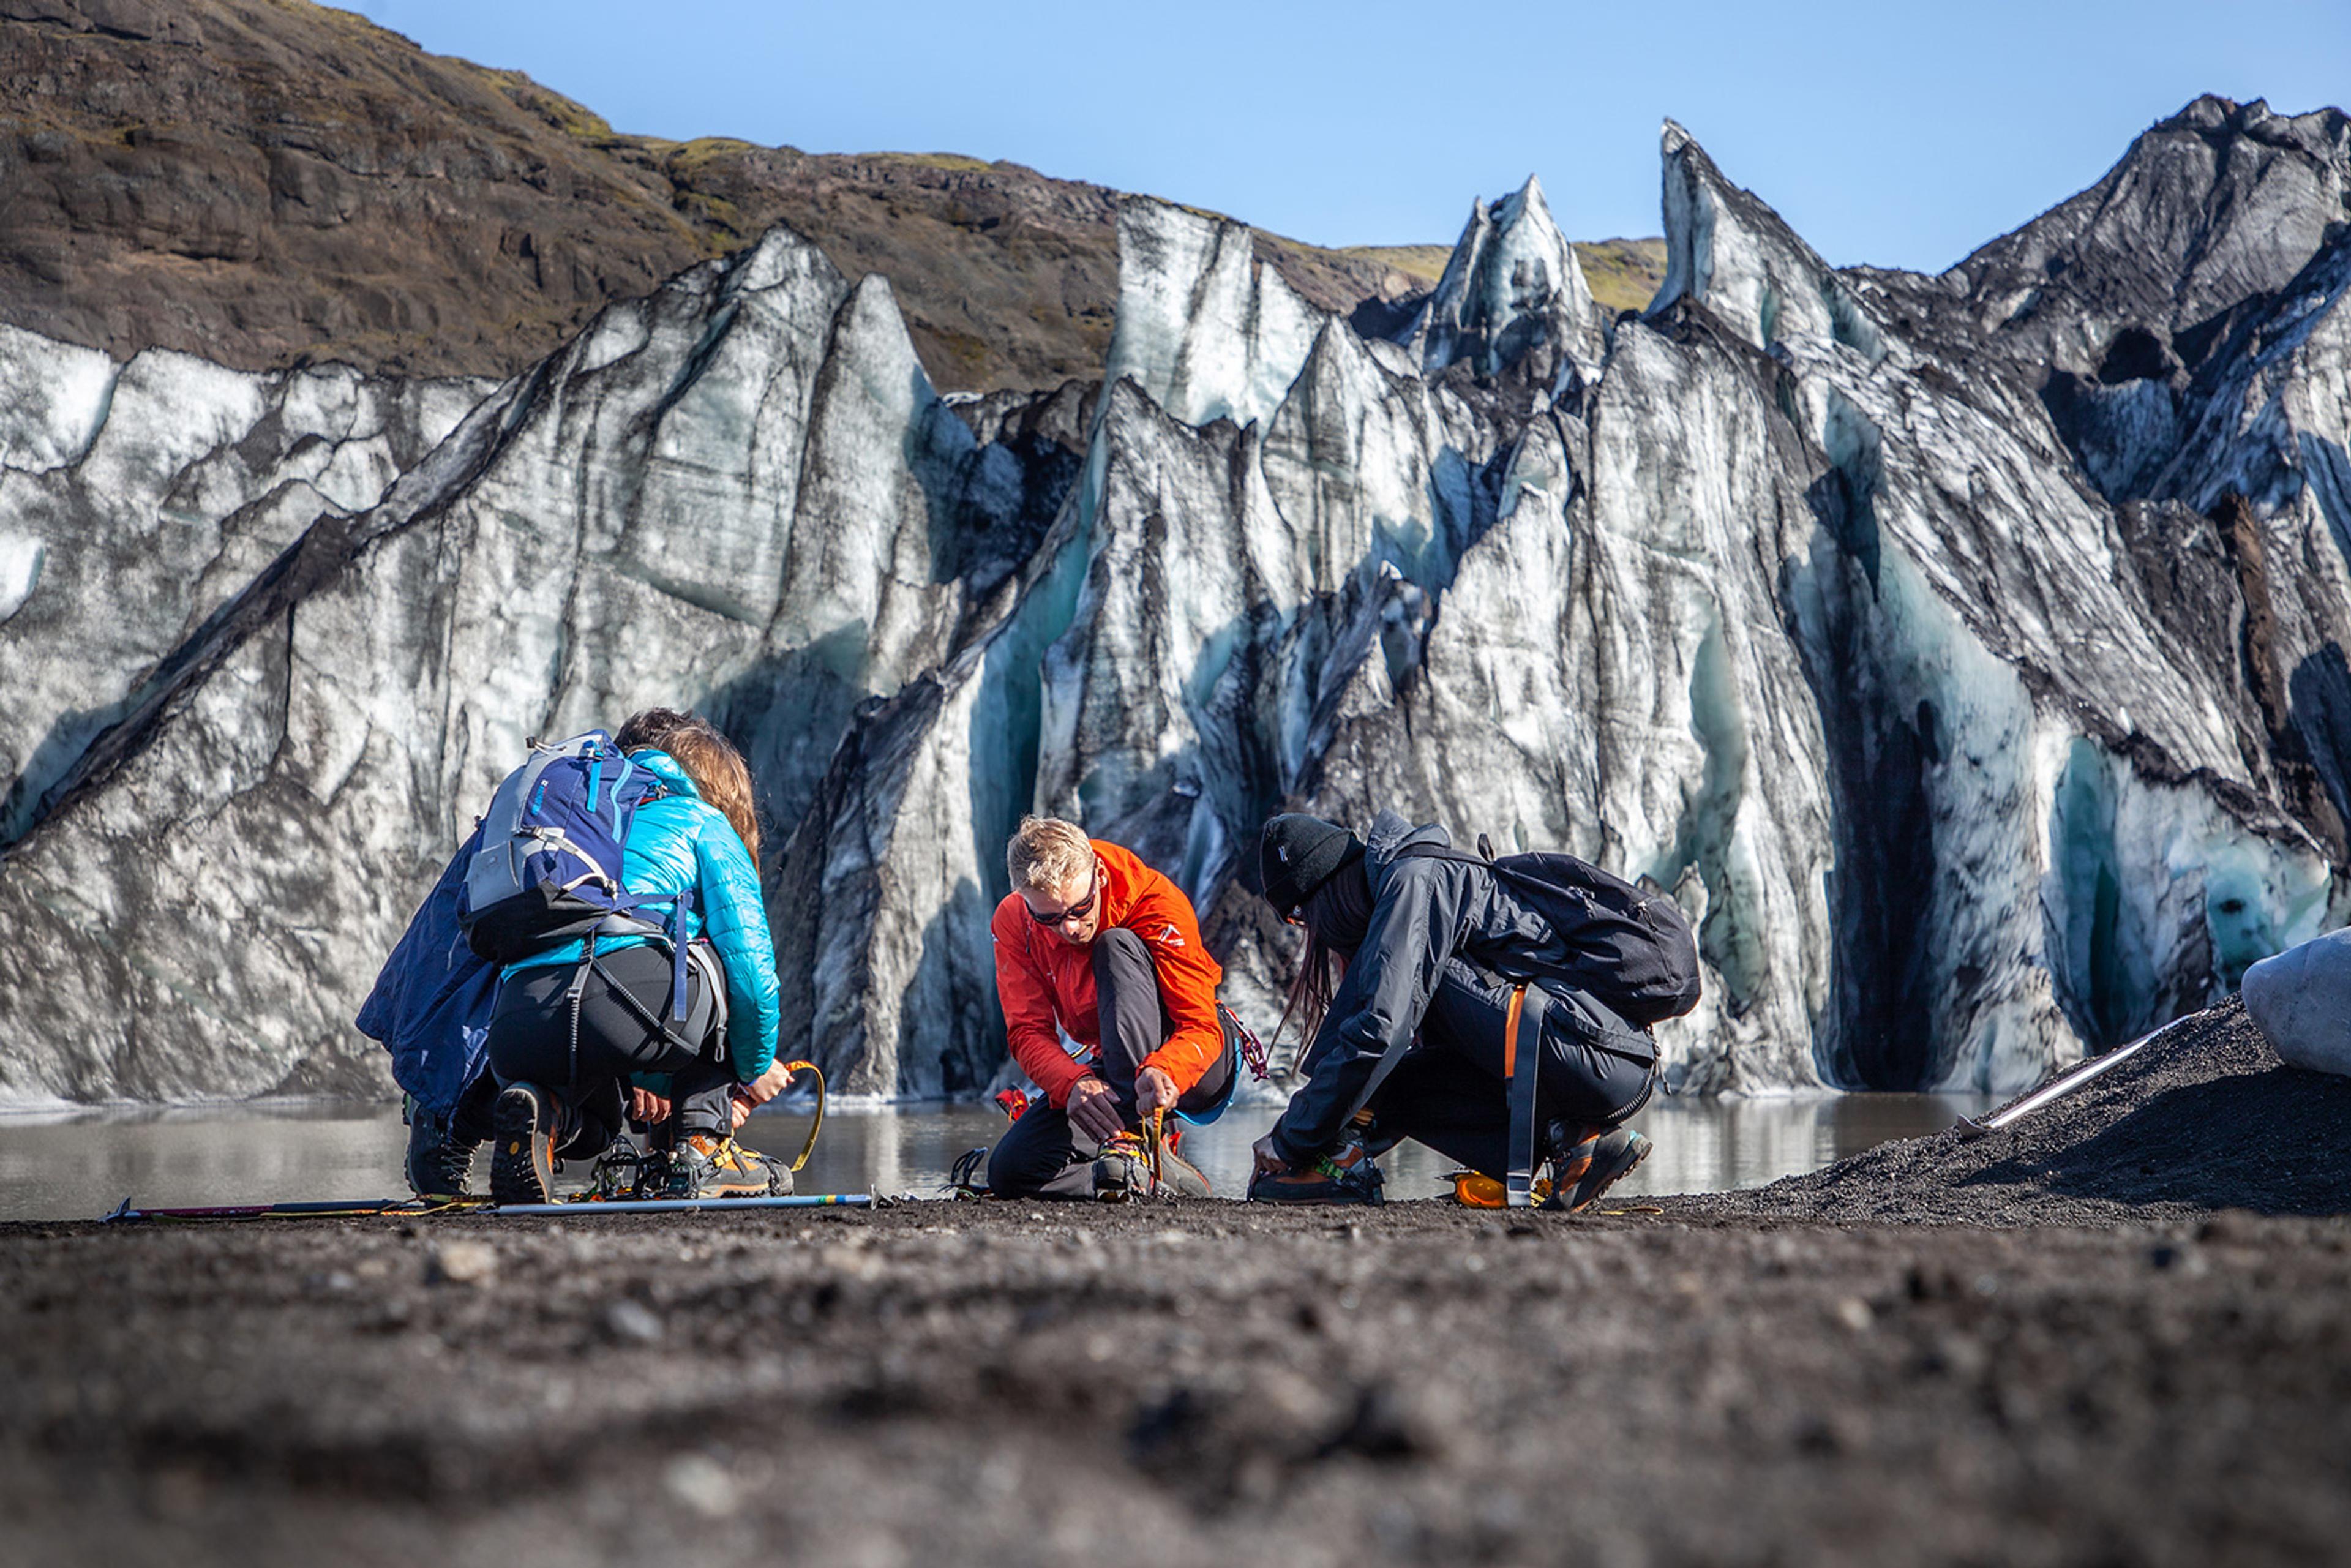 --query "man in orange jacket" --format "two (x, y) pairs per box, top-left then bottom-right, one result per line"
(986, 815), (1235, 1196)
